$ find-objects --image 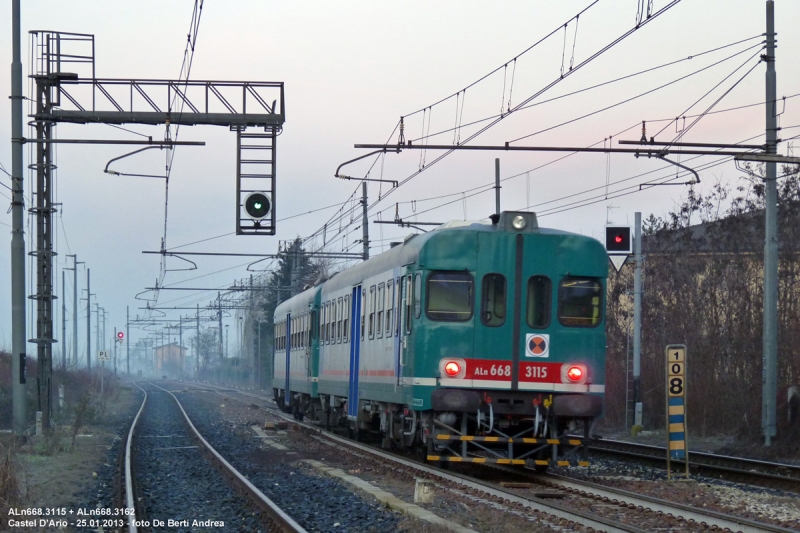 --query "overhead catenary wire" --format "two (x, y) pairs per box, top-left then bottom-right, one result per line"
(409, 35), (765, 145)
(364, 1), (684, 212)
